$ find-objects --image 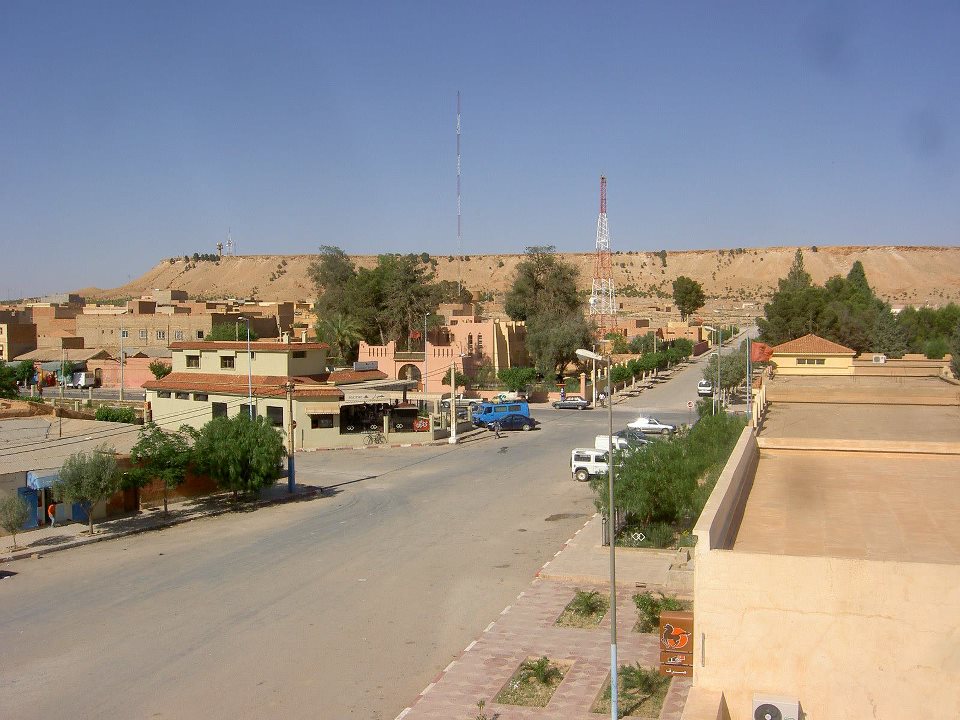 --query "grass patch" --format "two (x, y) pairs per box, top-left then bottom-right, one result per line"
(617, 520), (676, 548)
(556, 589), (609, 628)
(591, 663), (671, 718)
(633, 591), (691, 633)
(494, 656), (569, 707)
